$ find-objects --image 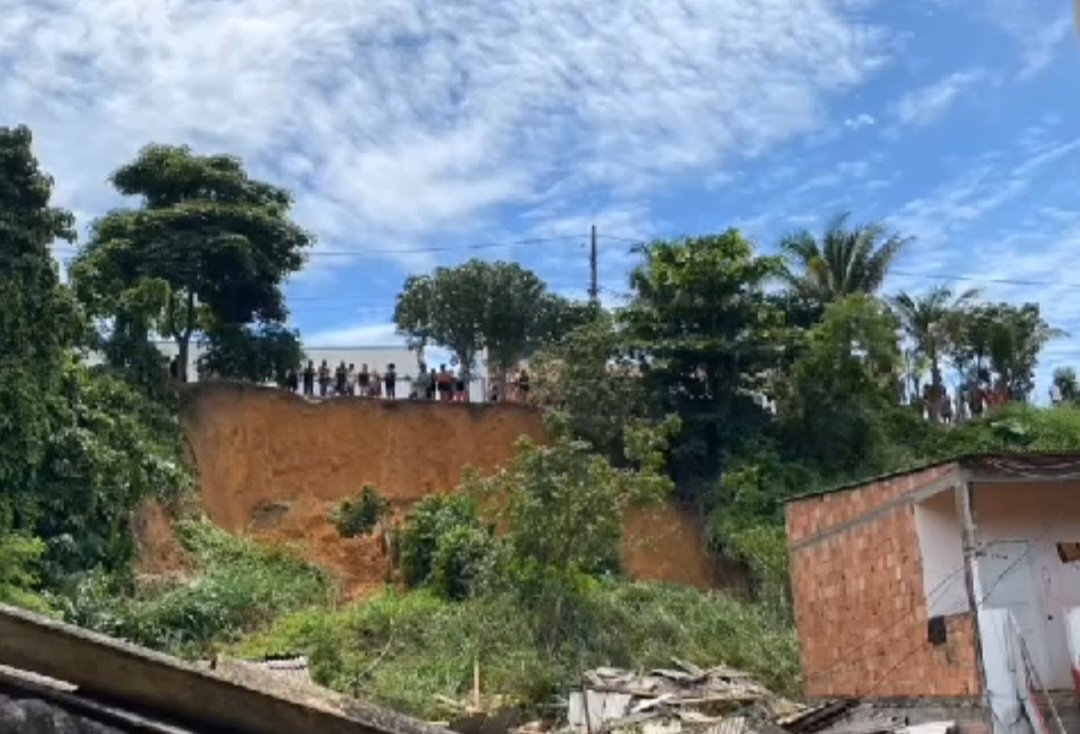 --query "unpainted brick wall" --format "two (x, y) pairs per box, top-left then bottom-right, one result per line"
(787, 464), (980, 698)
